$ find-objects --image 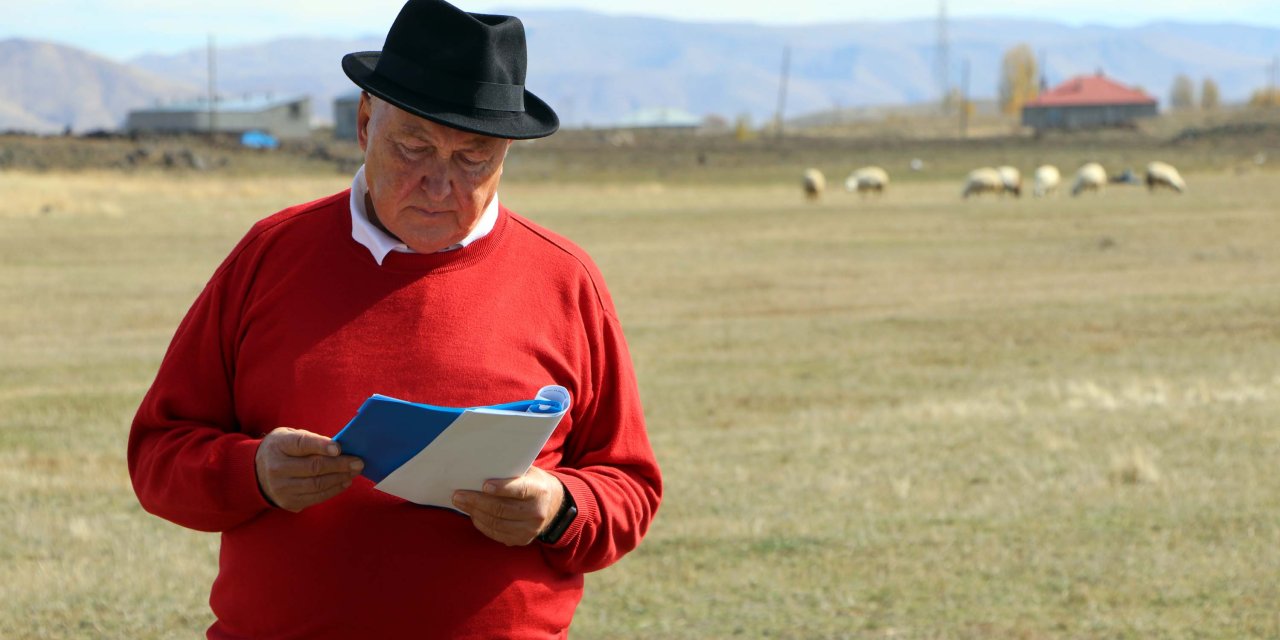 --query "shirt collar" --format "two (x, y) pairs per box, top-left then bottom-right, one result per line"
(349, 164), (499, 266)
